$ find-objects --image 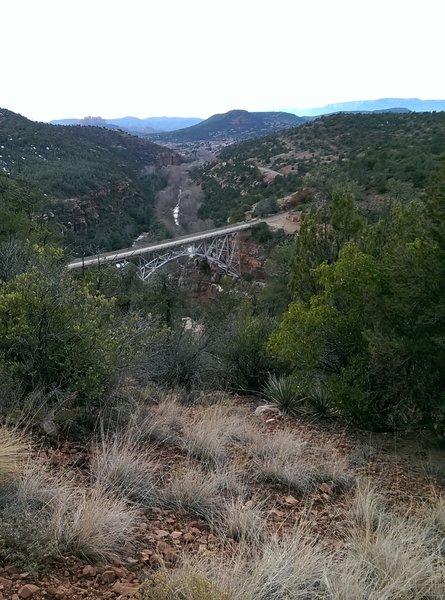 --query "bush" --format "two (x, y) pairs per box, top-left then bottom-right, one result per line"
(0, 258), (141, 403)
(215, 315), (281, 393)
